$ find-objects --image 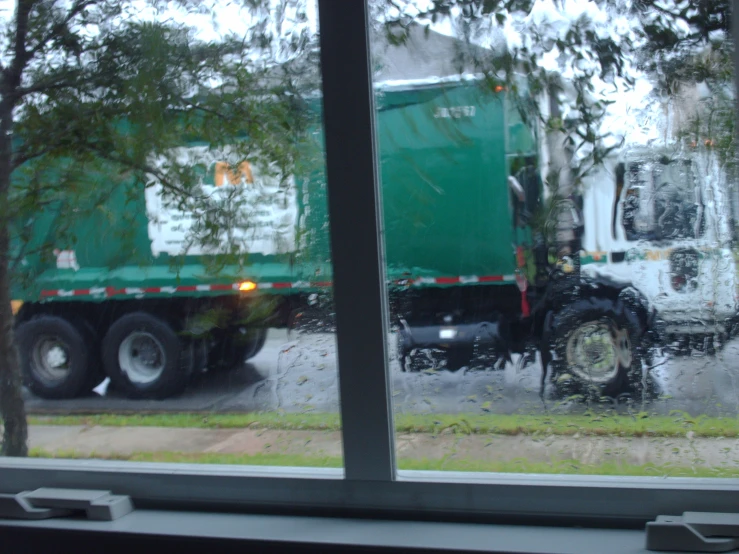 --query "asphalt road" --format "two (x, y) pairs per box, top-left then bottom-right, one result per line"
(23, 328), (739, 417)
